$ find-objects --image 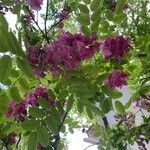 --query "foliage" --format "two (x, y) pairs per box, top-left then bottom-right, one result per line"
(0, 0), (150, 150)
